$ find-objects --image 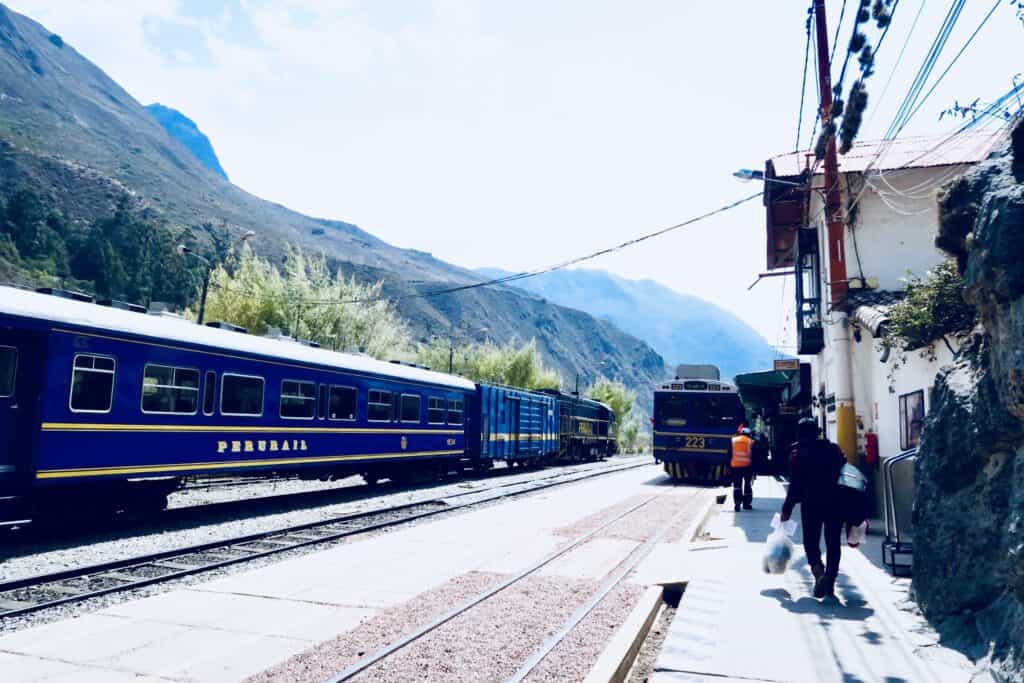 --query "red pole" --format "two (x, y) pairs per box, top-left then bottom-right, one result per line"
(812, 0), (849, 304)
